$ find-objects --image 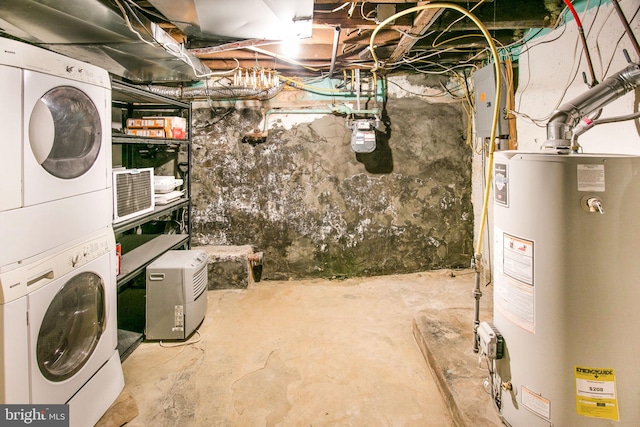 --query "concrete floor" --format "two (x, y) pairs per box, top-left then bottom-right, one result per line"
(98, 270), (501, 427)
